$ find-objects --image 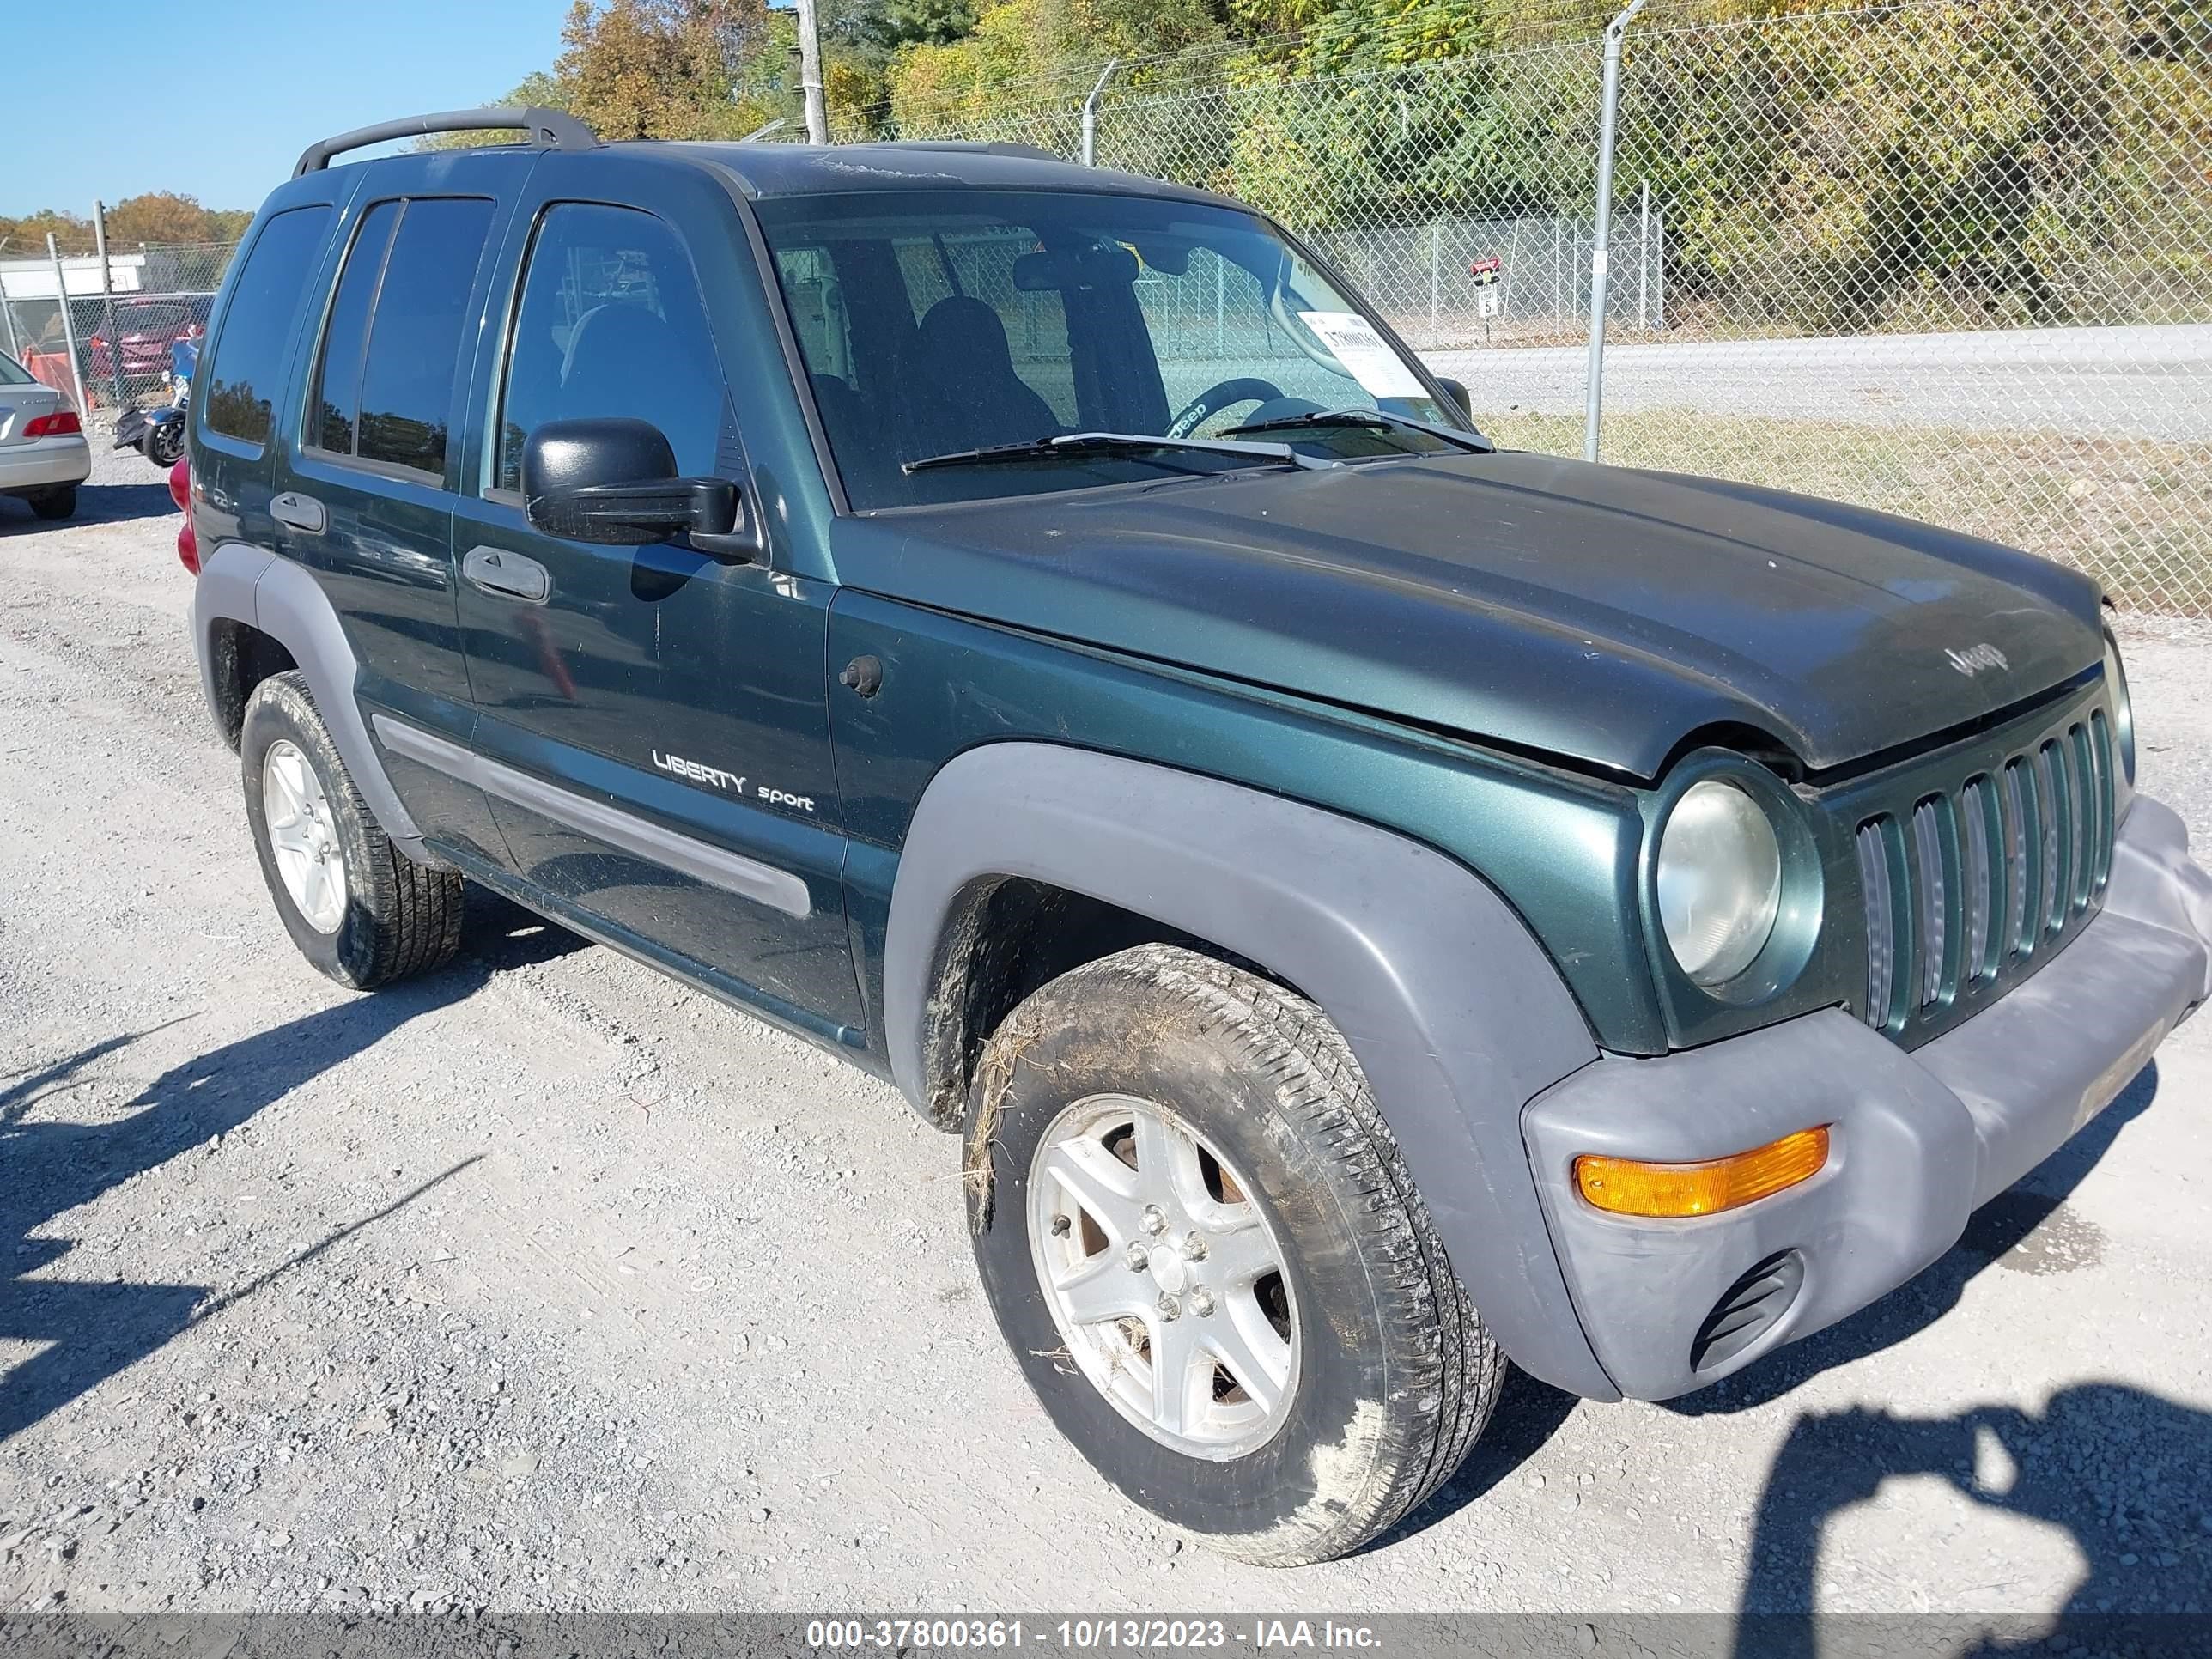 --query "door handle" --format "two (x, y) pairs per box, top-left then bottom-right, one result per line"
(270, 491), (325, 534)
(462, 544), (551, 604)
